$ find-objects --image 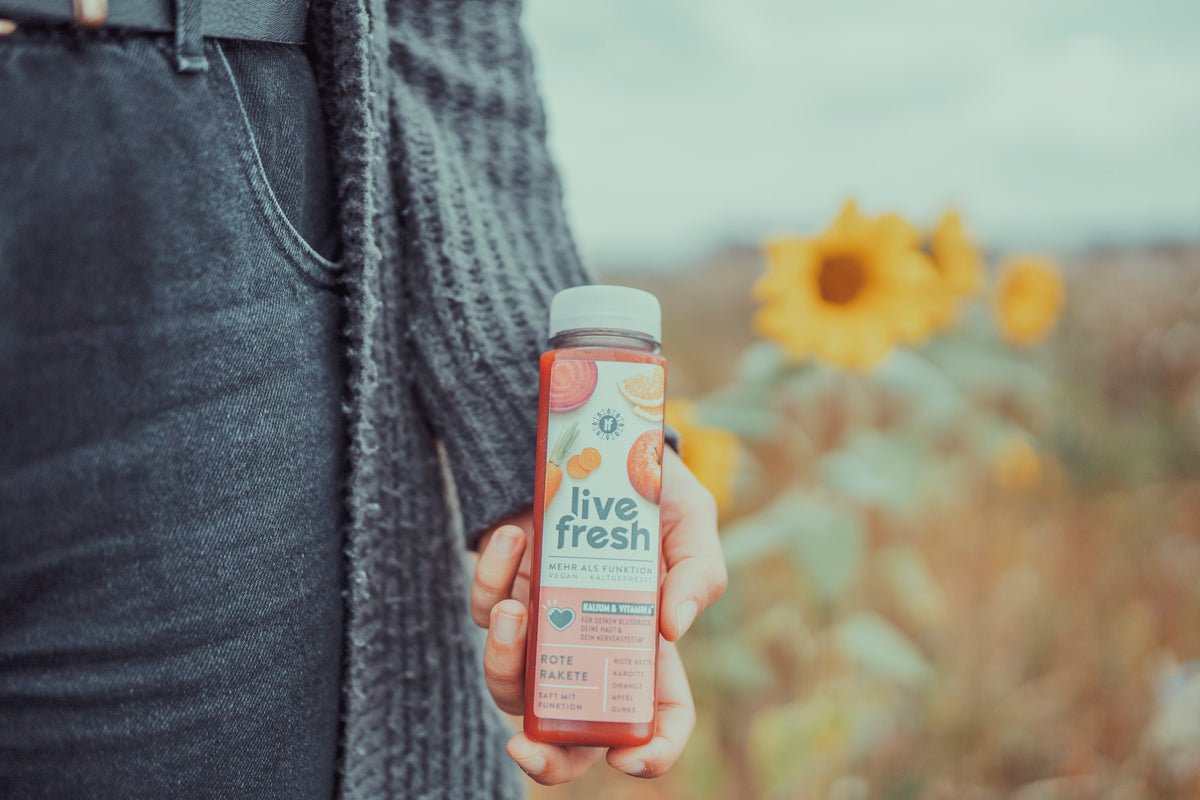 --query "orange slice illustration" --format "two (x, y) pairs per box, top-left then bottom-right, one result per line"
(617, 369), (665, 408)
(631, 403), (664, 422)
